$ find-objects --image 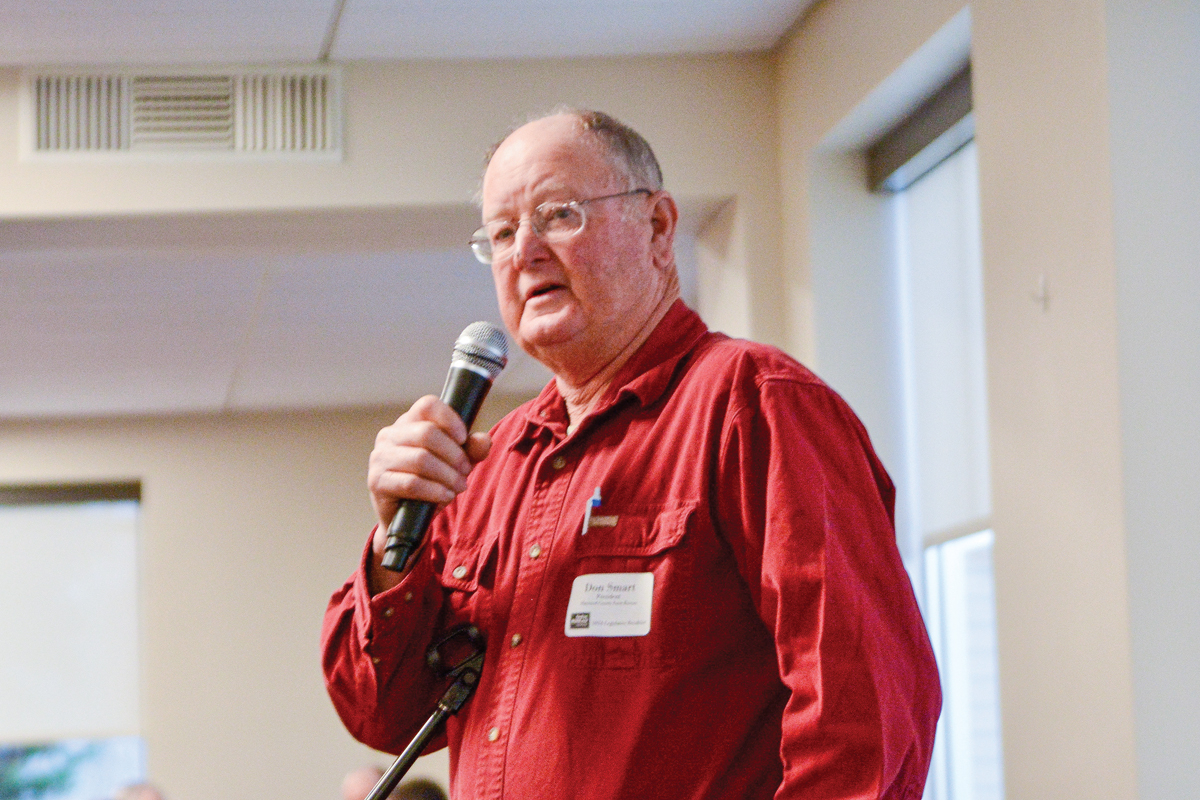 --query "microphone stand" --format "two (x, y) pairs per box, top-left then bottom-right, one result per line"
(364, 625), (486, 800)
